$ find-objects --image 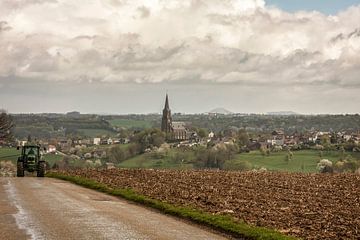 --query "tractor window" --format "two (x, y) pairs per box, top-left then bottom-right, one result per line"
(25, 147), (39, 155)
